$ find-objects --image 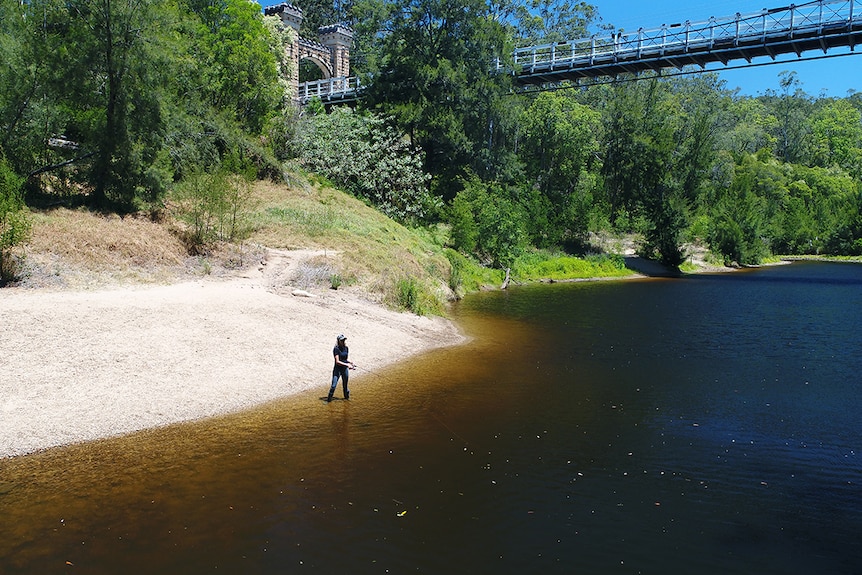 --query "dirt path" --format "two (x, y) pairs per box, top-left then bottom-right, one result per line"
(0, 249), (464, 458)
